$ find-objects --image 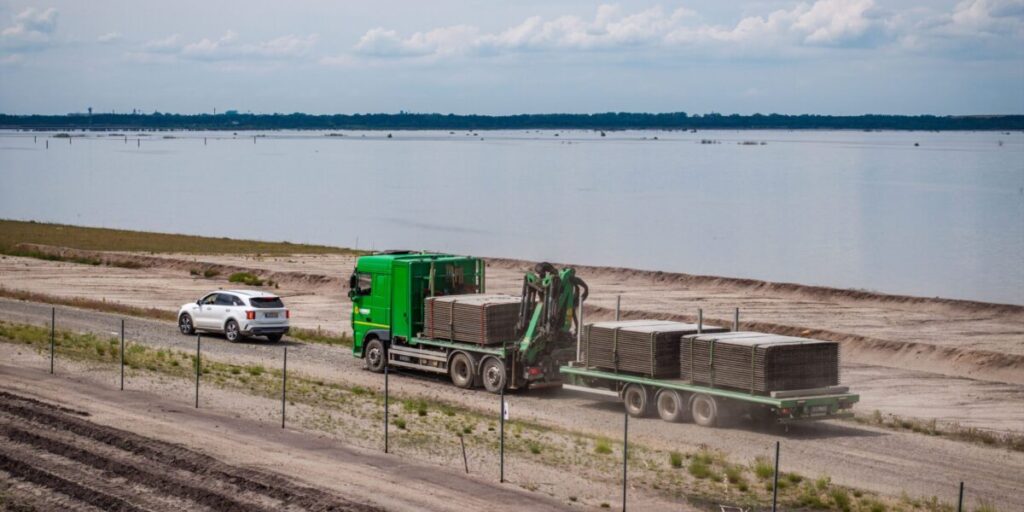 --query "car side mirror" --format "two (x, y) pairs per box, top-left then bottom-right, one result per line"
(196, 300), (202, 306)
